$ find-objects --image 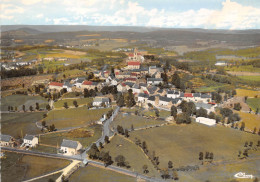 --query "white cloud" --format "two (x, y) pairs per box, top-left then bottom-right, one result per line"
(21, 0), (51, 5)
(0, 3), (24, 20)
